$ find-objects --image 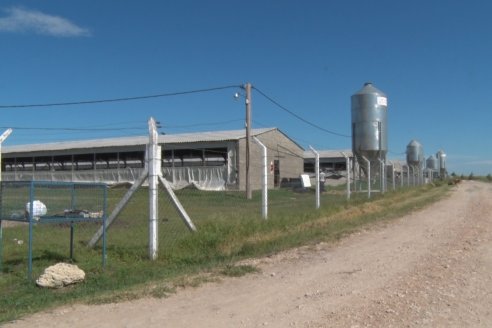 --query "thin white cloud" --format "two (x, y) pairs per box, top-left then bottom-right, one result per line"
(0, 7), (90, 37)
